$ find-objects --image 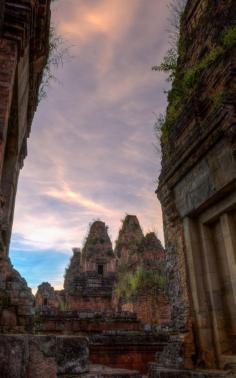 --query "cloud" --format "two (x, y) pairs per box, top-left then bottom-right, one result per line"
(11, 235), (69, 291)
(10, 0), (171, 288)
